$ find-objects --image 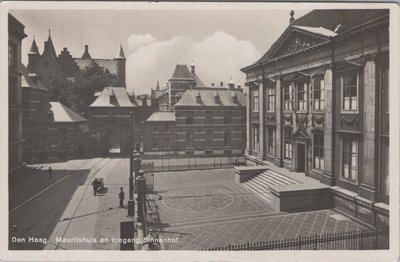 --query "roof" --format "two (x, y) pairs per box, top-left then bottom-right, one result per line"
(170, 64), (195, 80)
(242, 9), (389, 71)
(89, 87), (134, 107)
(174, 89), (246, 107)
(146, 111), (176, 122)
(151, 89), (165, 99)
(21, 64), (48, 91)
(292, 9), (389, 34)
(74, 59), (118, 75)
(28, 37), (39, 55)
(292, 26), (337, 37)
(49, 102), (87, 122)
(115, 44), (126, 59)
